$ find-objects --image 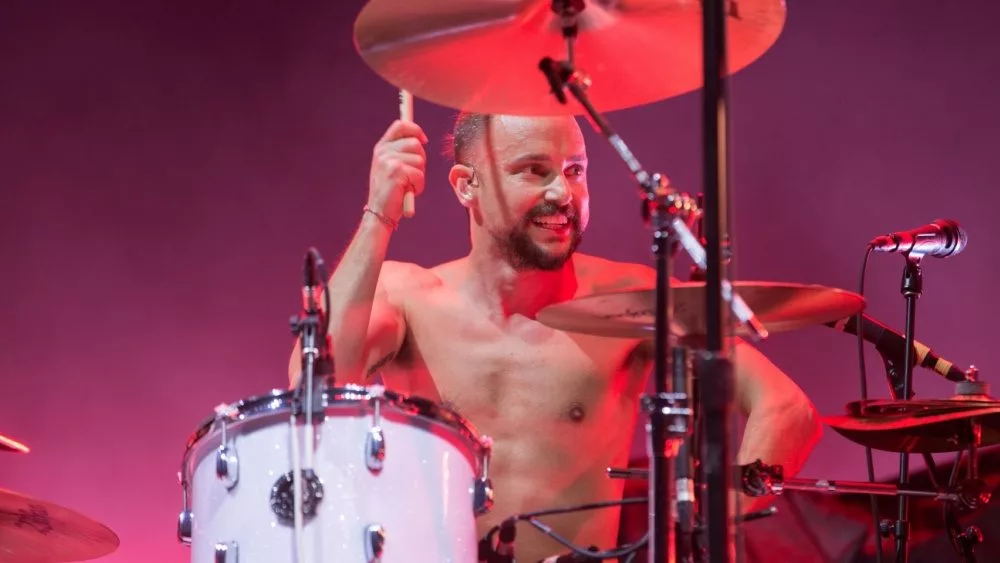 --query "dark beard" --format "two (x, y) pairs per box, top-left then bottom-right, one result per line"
(491, 202), (583, 271)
